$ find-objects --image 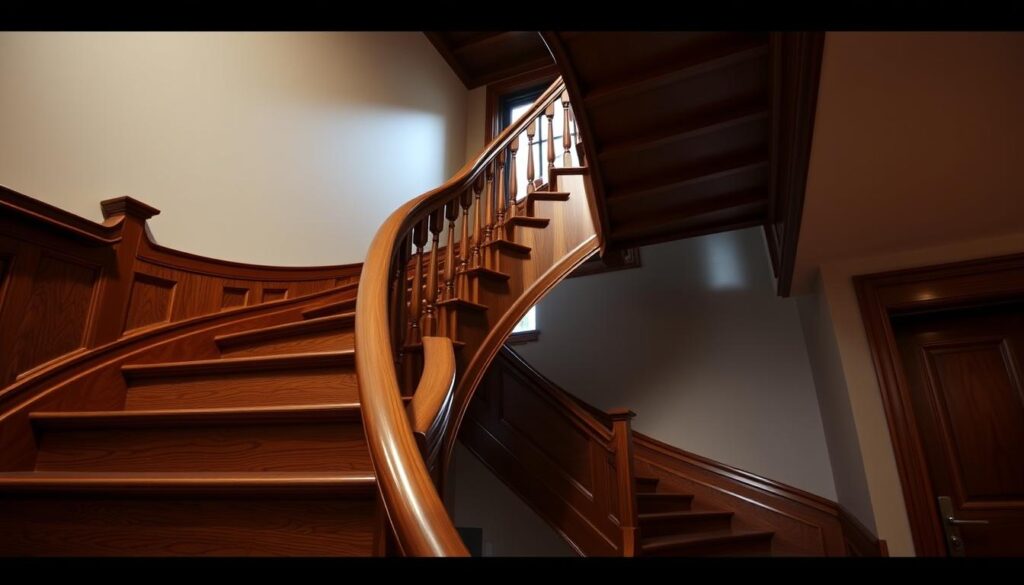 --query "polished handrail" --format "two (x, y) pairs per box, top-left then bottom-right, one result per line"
(355, 78), (567, 556)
